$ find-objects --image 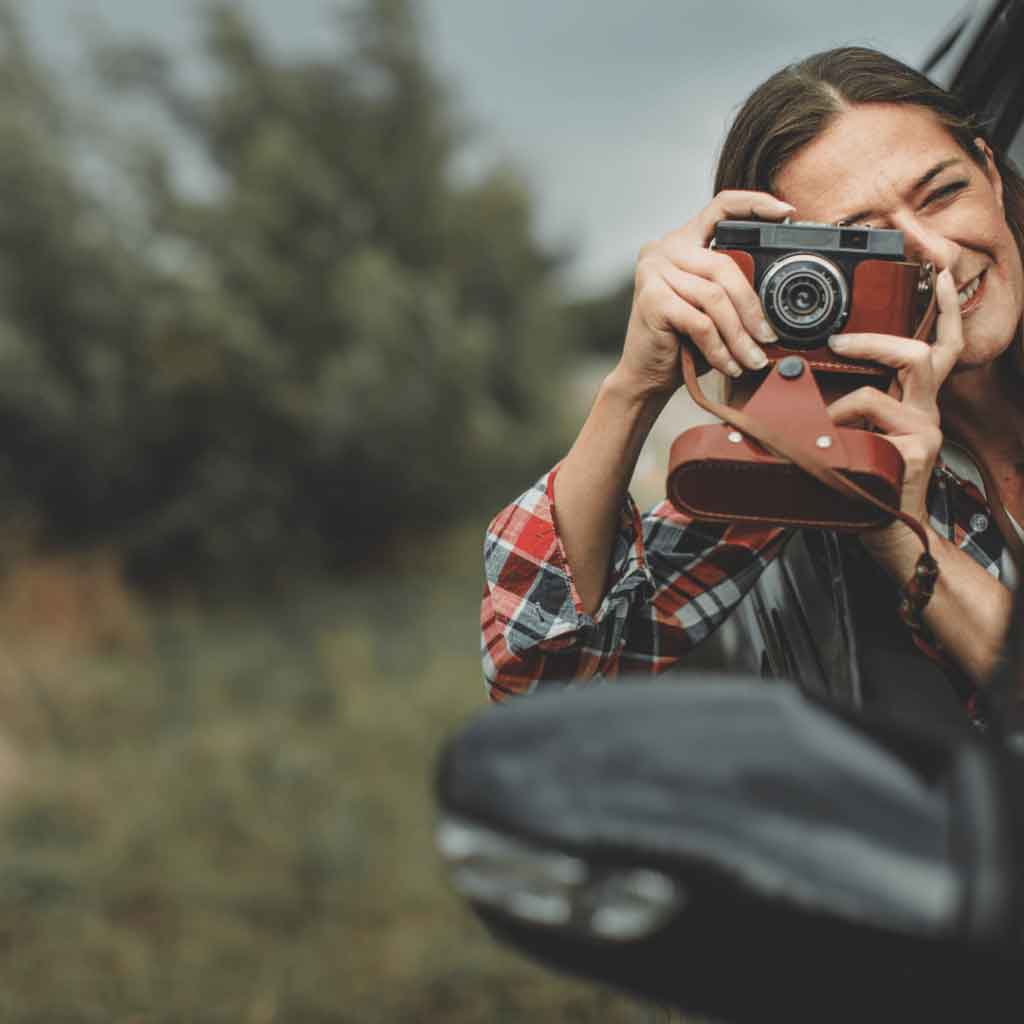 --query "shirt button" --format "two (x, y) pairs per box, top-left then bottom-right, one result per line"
(970, 513), (989, 533)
